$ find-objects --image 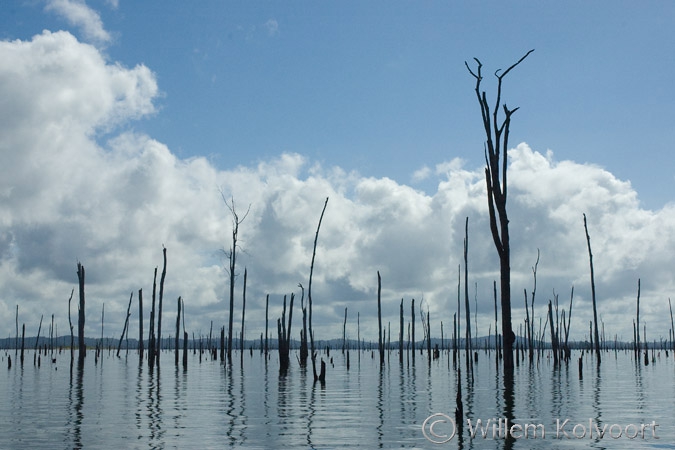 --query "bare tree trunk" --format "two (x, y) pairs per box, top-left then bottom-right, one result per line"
(264, 294), (269, 357)
(67, 289), (74, 360)
(399, 299), (404, 363)
(221, 195), (251, 364)
(77, 262), (86, 361)
(463, 217), (472, 373)
(669, 298), (674, 352)
(148, 267), (157, 368)
(157, 246), (167, 365)
(117, 292), (133, 357)
(299, 285), (307, 365)
(548, 300), (559, 367)
(465, 50), (533, 371)
(583, 213), (602, 364)
(175, 296), (181, 365)
(377, 271), (384, 367)
(240, 268), (247, 362)
(411, 298), (416, 365)
(635, 278), (641, 355)
(342, 307), (347, 354)
(138, 289), (144, 360)
(308, 197), (328, 381)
